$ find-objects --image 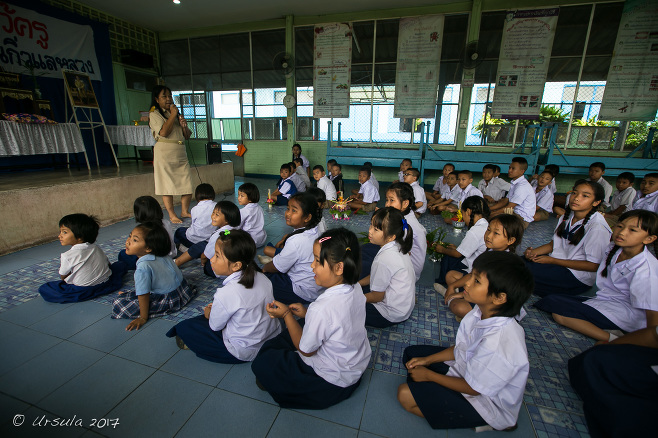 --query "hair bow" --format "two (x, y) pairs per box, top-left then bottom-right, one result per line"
(402, 218), (408, 231)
